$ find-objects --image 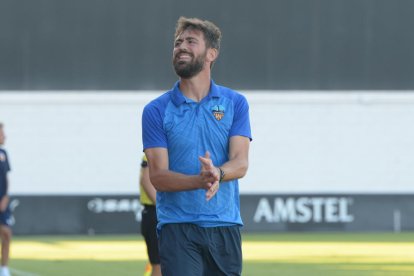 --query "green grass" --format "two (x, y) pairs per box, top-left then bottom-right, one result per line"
(10, 232), (414, 276)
